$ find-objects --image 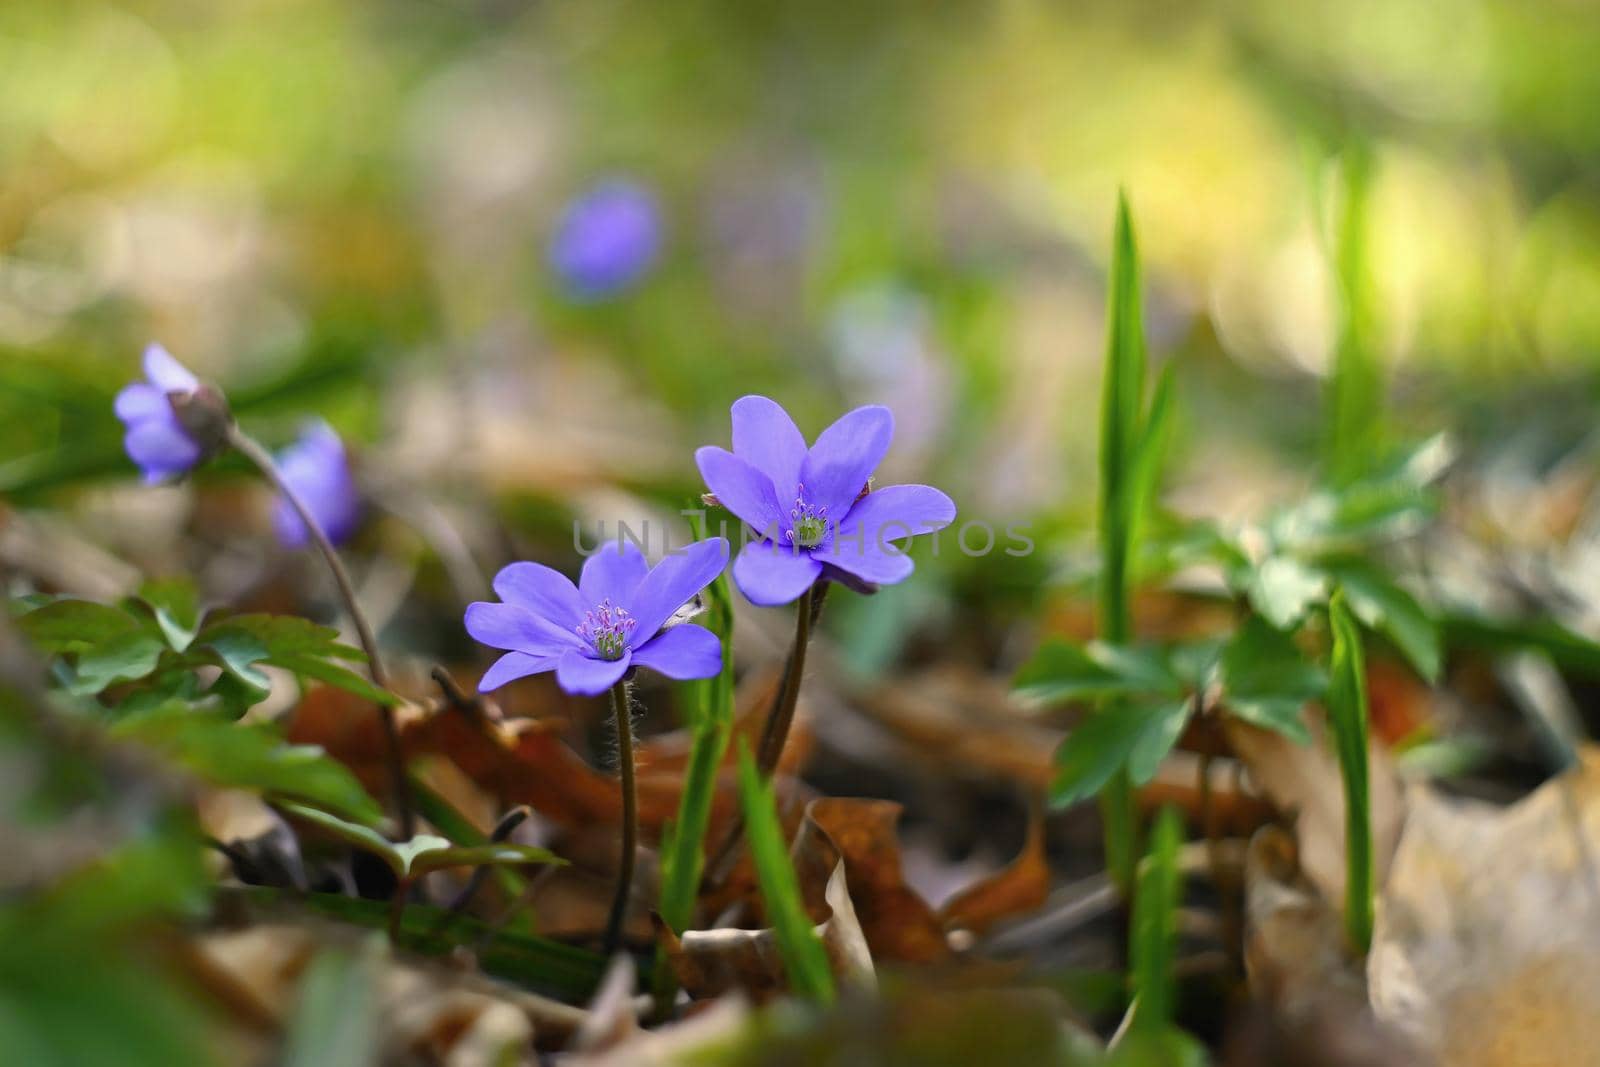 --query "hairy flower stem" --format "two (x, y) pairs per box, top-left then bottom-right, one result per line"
(227, 424), (414, 838)
(604, 679), (638, 957)
(756, 581), (826, 775)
